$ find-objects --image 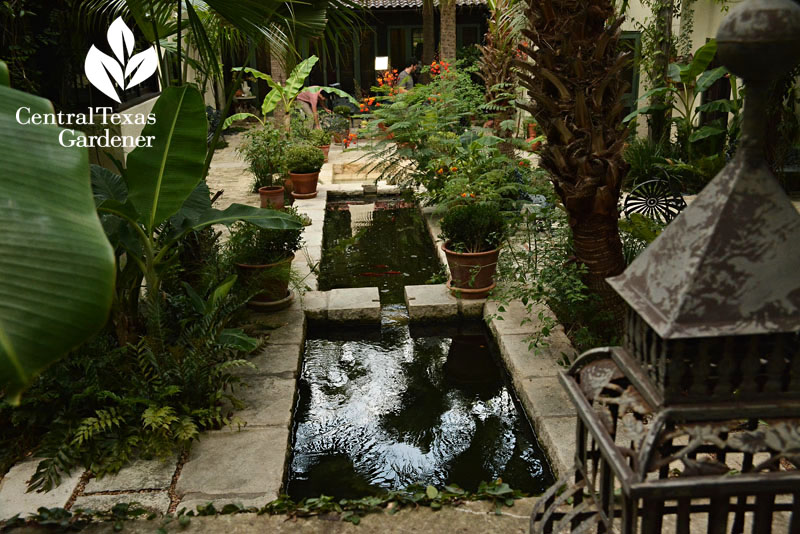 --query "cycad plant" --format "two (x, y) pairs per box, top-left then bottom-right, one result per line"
(477, 0), (526, 156)
(516, 0), (631, 324)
